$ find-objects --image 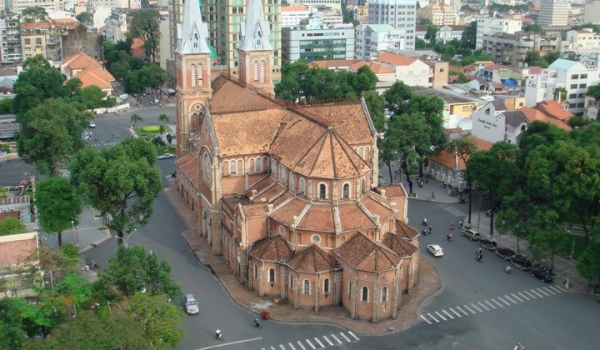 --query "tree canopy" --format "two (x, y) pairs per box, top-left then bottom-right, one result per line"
(130, 10), (161, 63)
(0, 217), (28, 235)
(36, 177), (82, 246)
